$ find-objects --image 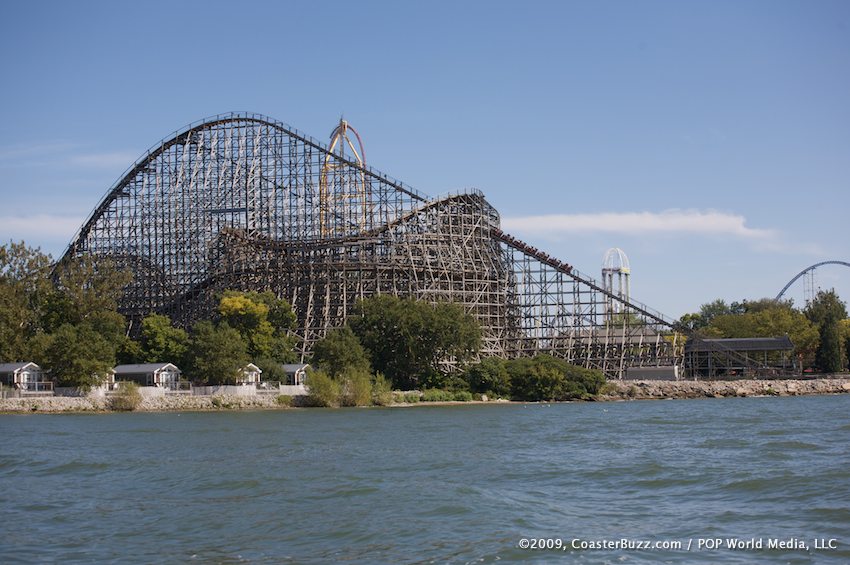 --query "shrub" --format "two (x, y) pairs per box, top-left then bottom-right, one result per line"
(341, 369), (372, 407)
(464, 357), (511, 397)
(507, 355), (606, 401)
(562, 365), (606, 399)
(110, 381), (142, 411)
(305, 369), (340, 407)
(311, 327), (371, 378)
(371, 373), (393, 406)
(452, 390), (474, 402)
(276, 394), (293, 407)
(257, 357), (289, 383)
(403, 391), (421, 403)
(422, 388), (453, 402)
